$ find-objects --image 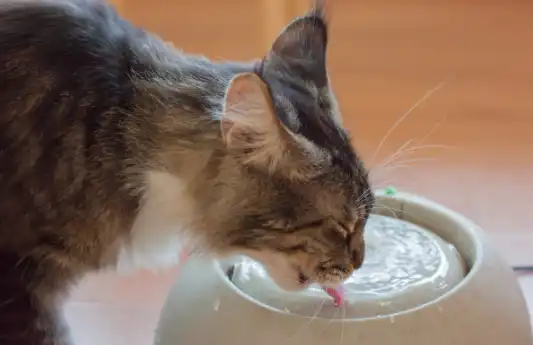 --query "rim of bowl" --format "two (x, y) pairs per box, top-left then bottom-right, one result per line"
(213, 191), (485, 322)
